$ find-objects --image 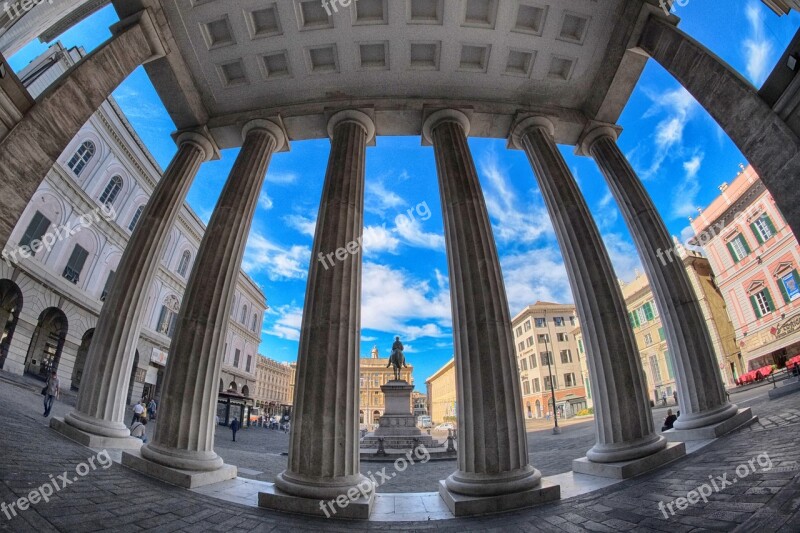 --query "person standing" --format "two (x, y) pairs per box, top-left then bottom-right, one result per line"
(230, 417), (240, 442)
(673, 390), (678, 405)
(132, 401), (145, 425)
(661, 391), (667, 406)
(42, 371), (59, 417)
(147, 398), (157, 420)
